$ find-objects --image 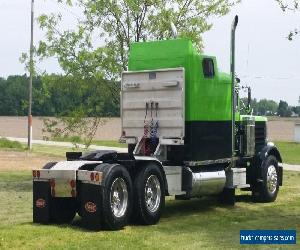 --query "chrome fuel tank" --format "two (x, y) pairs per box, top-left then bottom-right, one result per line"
(191, 170), (226, 197)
